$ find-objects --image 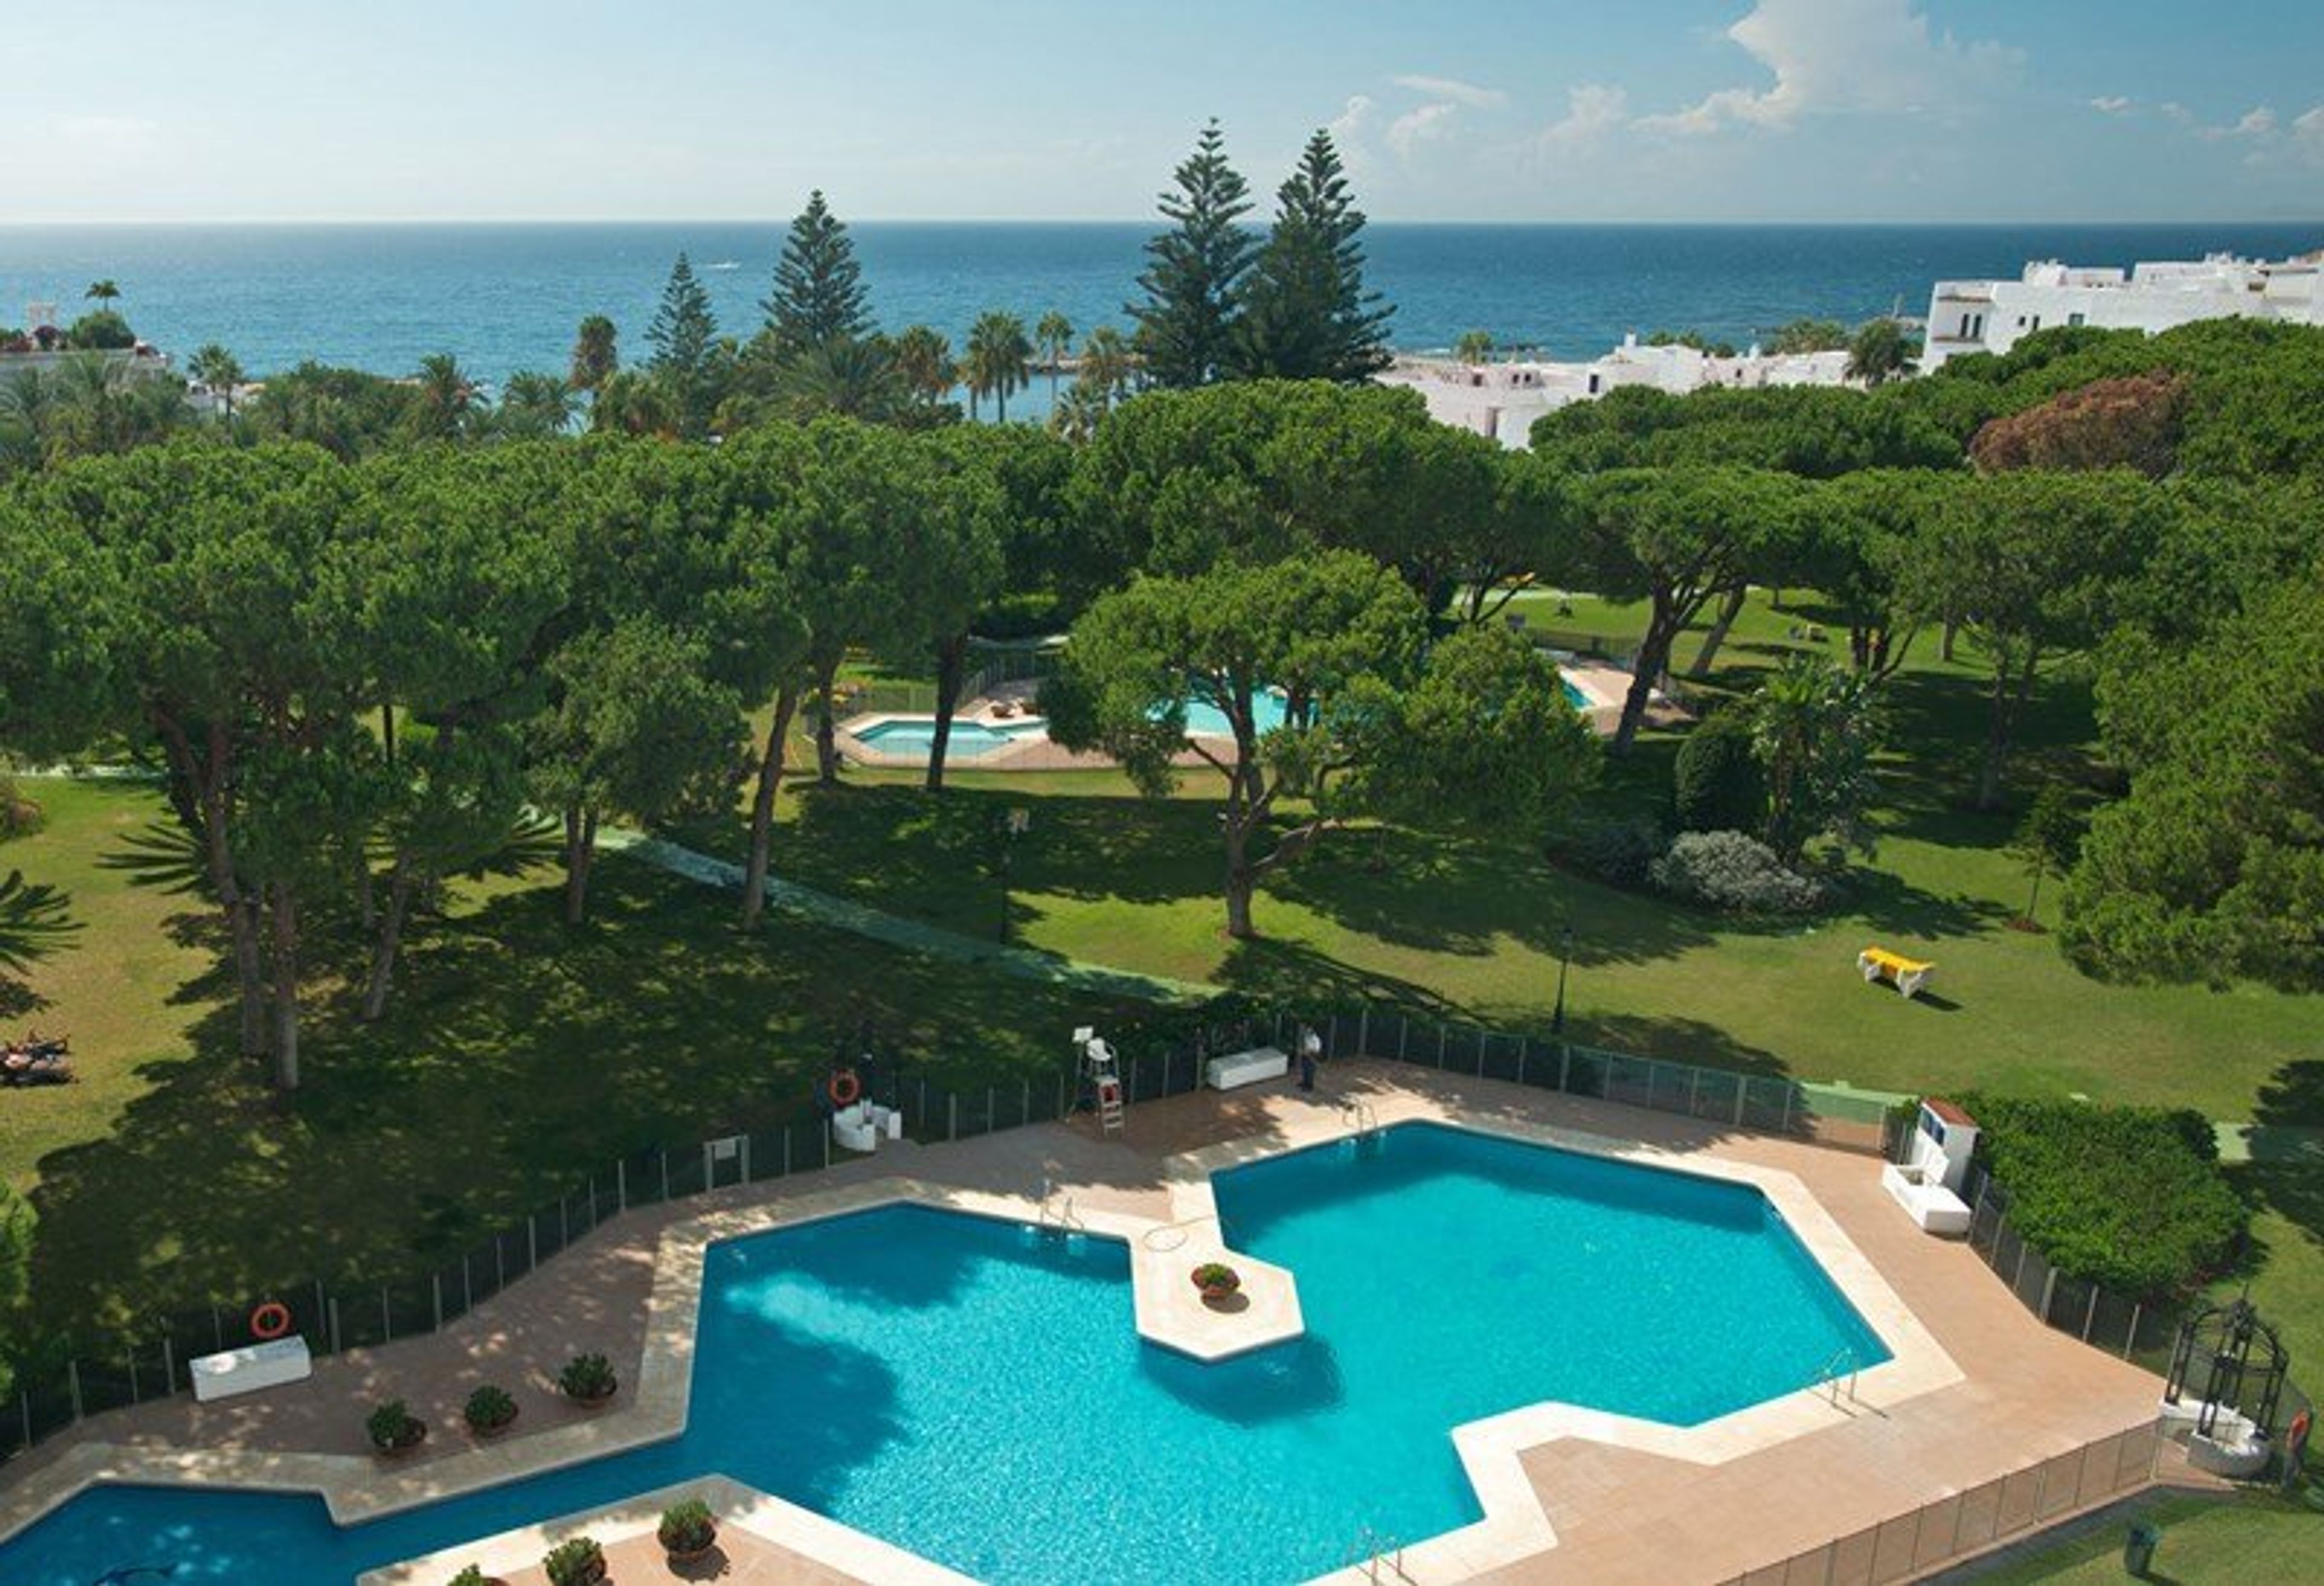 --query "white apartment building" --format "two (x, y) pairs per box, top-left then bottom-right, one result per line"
(1921, 252), (2322, 369)
(1378, 335), (1854, 448)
